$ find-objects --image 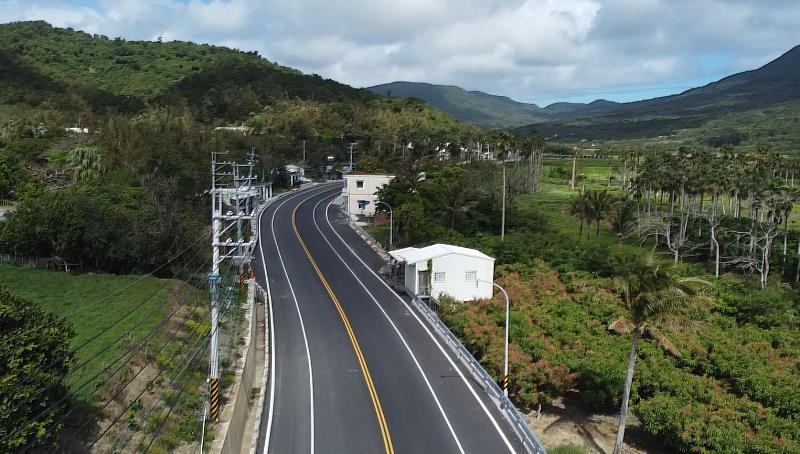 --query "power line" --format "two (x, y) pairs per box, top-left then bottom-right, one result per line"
(9, 260), (210, 430)
(3, 245), (209, 414)
(0, 230), (211, 346)
(50, 267), (222, 449)
(111, 281), (238, 453)
(139, 280), (241, 453)
(140, 335), (211, 453)
(2, 260), (217, 446)
(84, 297), (215, 449)
(88, 267), (233, 449)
